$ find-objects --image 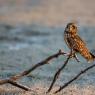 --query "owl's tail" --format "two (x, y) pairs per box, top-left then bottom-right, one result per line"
(87, 52), (95, 63)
